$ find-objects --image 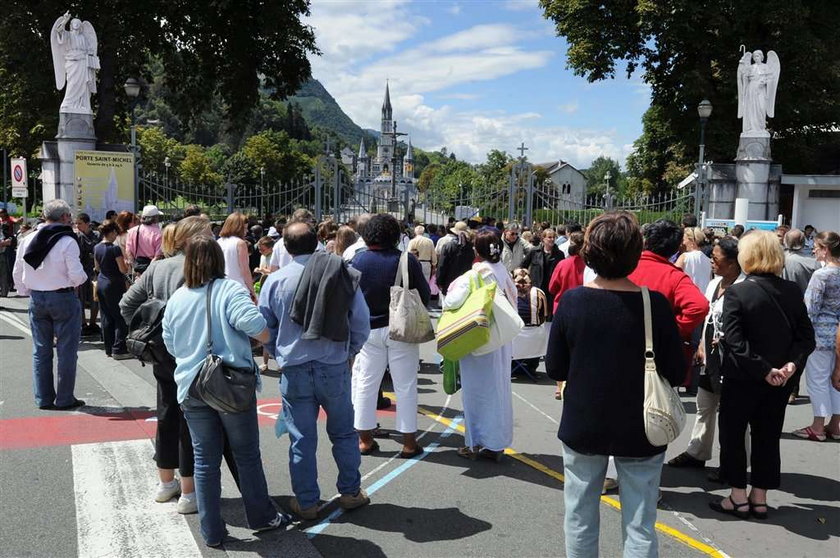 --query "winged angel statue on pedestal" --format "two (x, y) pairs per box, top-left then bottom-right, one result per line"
(51, 12), (100, 115)
(737, 48), (780, 136)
